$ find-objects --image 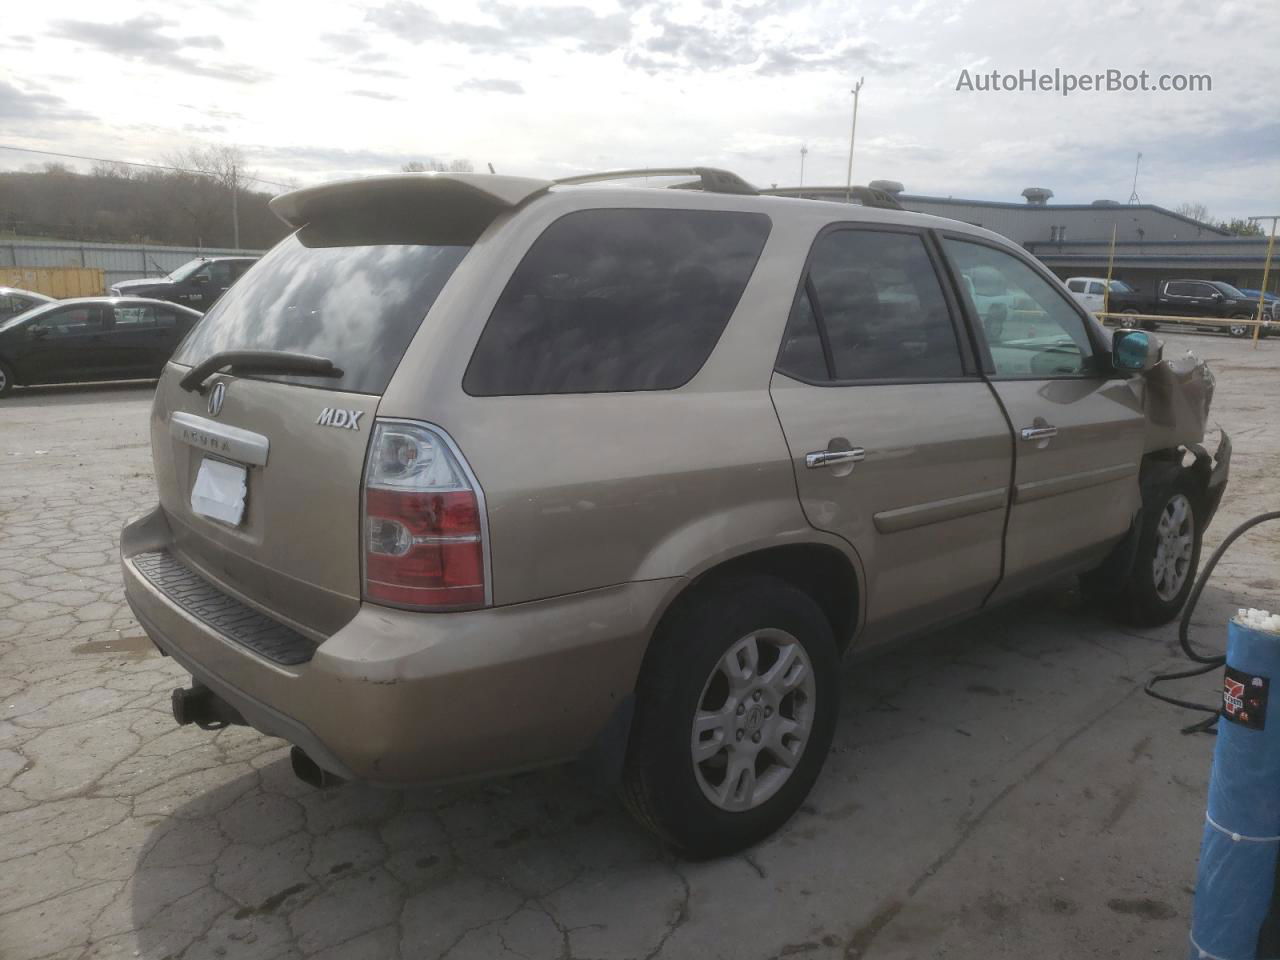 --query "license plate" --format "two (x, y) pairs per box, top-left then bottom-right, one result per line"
(191, 458), (248, 526)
